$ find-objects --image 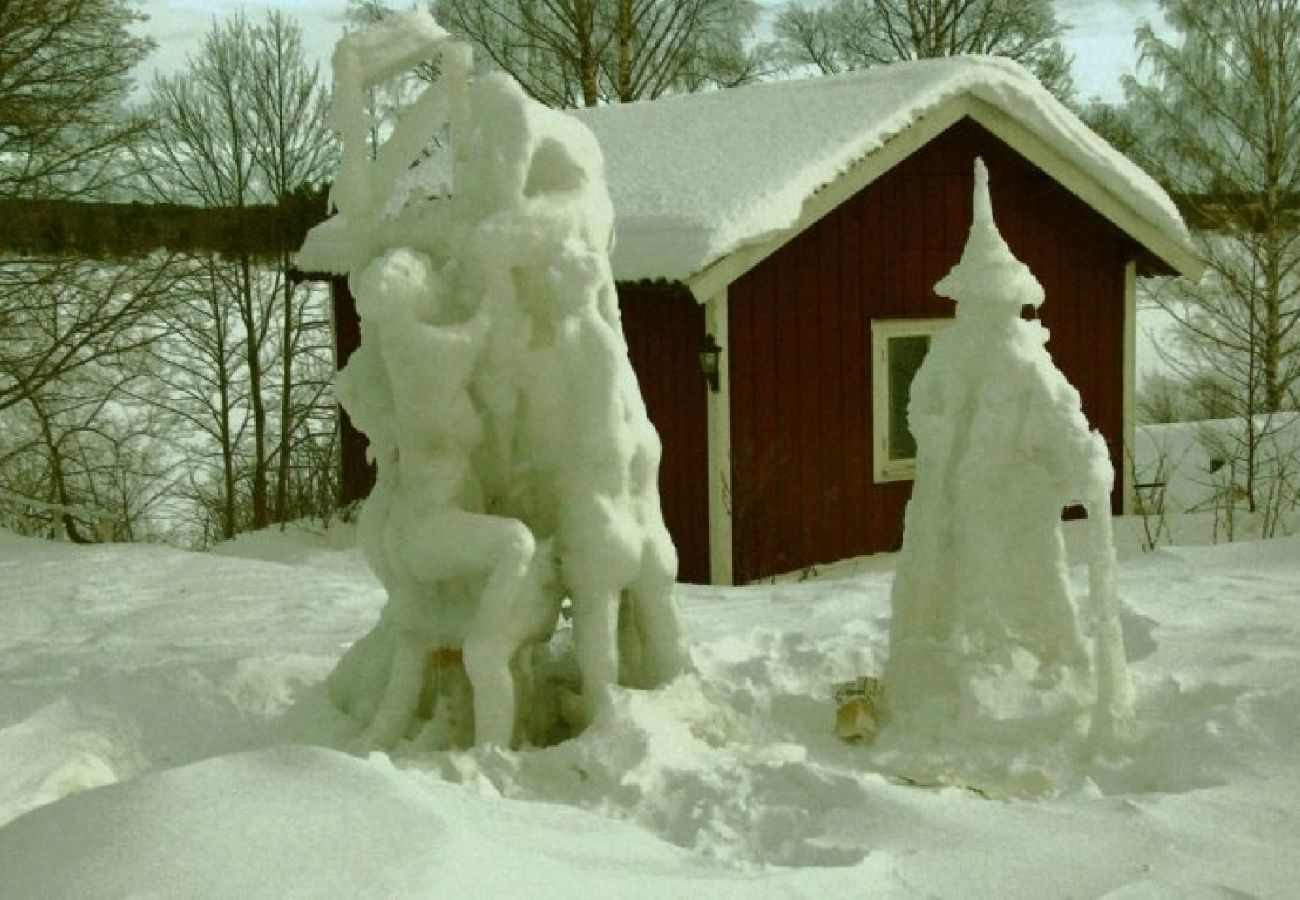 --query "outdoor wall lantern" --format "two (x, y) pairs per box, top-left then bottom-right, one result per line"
(699, 333), (722, 393)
